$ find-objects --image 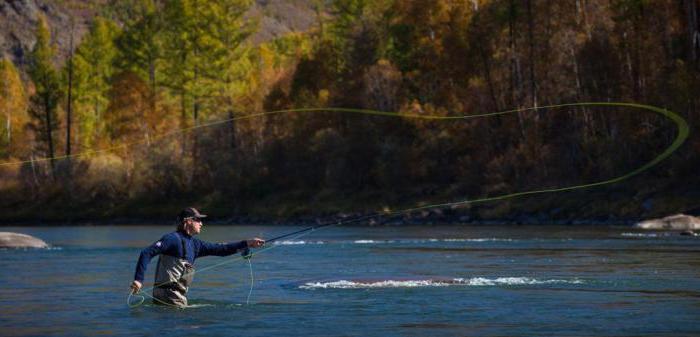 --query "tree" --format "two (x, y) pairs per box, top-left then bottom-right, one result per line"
(161, 0), (254, 170)
(64, 16), (76, 158)
(210, 0), (255, 156)
(0, 58), (28, 159)
(114, 0), (164, 112)
(105, 71), (163, 149)
(27, 16), (62, 176)
(73, 16), (120, 150)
